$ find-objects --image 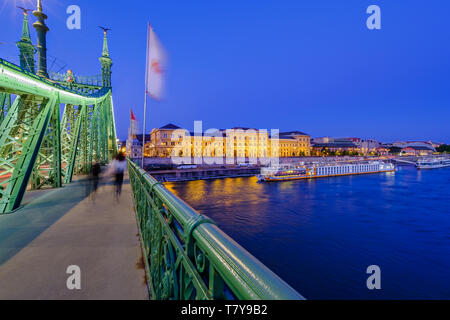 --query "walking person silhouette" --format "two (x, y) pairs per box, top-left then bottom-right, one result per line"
(111, 153), (127, 201)
(90, 162), (101, 201)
